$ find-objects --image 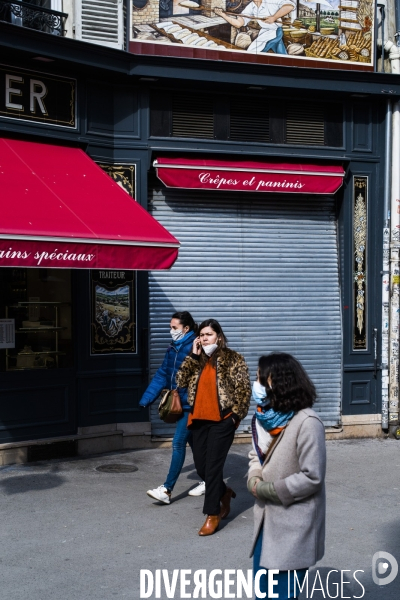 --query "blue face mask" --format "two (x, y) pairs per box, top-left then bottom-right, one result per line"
(252, 381), (268, 405)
